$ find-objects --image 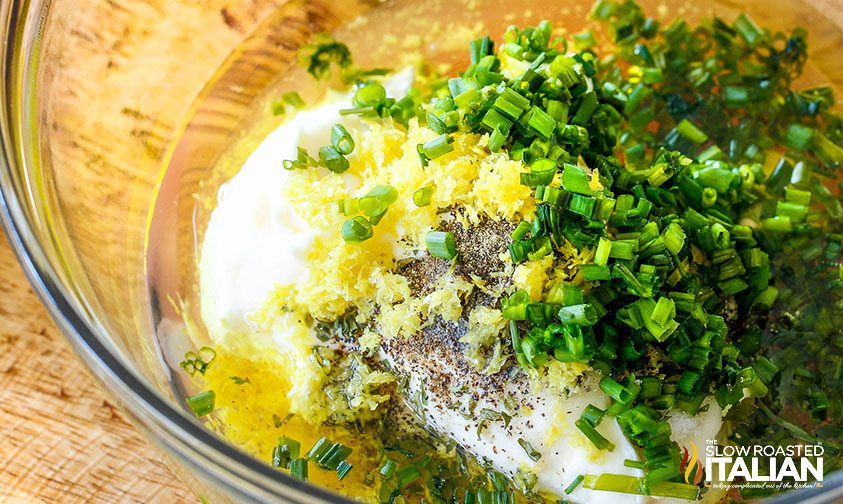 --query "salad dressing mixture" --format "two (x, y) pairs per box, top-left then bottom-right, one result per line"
(180, 1), (842, 502)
